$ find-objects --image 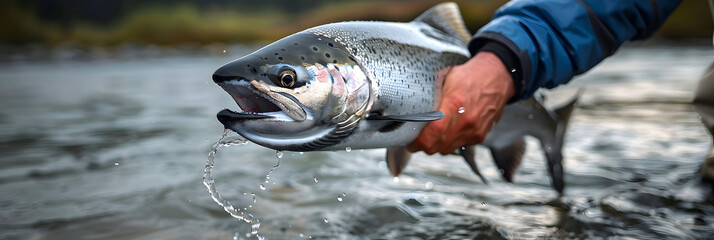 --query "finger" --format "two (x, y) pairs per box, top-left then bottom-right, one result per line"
(425, 108), (463, 154)
(409, 115), (450, 154)
(443, 132), (482, 155)
(425, 104), (471, 154)
(439, 133), (471, 155)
